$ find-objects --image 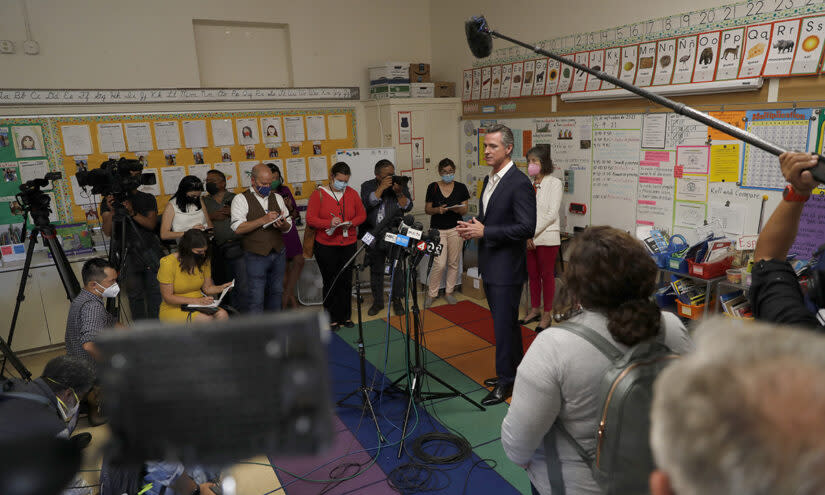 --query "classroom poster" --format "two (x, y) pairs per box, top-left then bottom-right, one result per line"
(693, 32), (721, 83)
(708, 111), (747, 141)
(286, 158), (307, 184)
(569, 53), (589, 92)
(652, 39), (677, 86)
(553, 57), (573, 94)
(472, 68), (482, 100)
(510, 62), (524, 97)
(634, 42), (657, 86)
(738, 23), (772, 78)
(791, 16), (825, 75)
(532, 59), (547, 96)
(306, 115), (326, 141)
(97, 123), (127, 153)
(789, 194), (825, 259)
(61, 125), (94, 156)
(284, 116), (305, 142)
(12, 125), (45, 158)
(182, 120), (208, 149)
(481, 66), (493, 99)
(124, 122), (153, 152)
(211, 119), (235, 146)
(154, 121), (181, 150)
(236, 118), (260, 145)
(490, 65), (503, 98)
(716, 28), (746, 80)
(584, 51), (604, 91)
(637, 150), (675, 232)
(544, 59), (560, 95)
(763, 19), (801, 76)
(709, 144), (741, 182)
(619, 45), (639, 84)
(601, 47), (621, 89)
(671, 35), (698, 84)
(160, 166), (185, 195)
(742, 108), (813, 190)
